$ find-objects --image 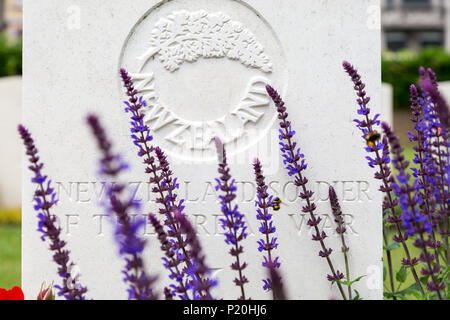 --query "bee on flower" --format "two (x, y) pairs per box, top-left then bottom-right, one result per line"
(364, 131), (381, 149)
